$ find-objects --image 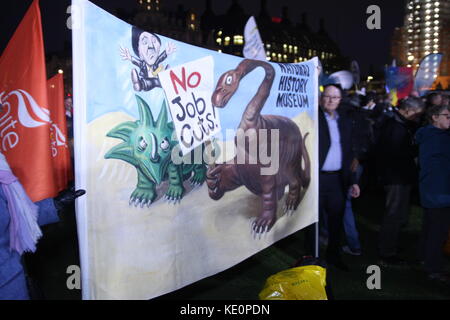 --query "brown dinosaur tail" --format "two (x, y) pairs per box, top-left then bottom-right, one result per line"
(300, 132), (311, 189)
